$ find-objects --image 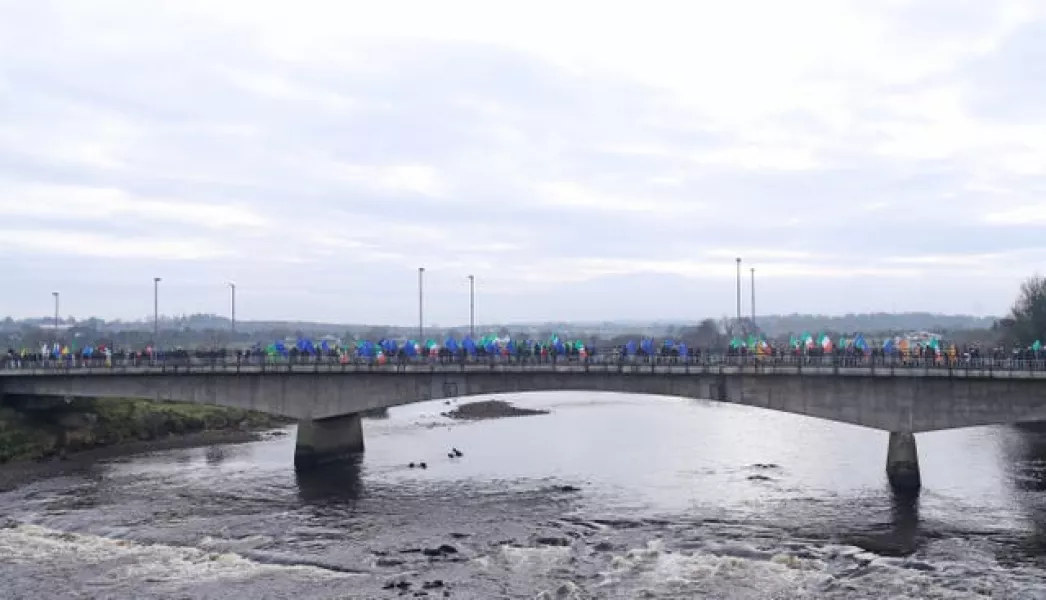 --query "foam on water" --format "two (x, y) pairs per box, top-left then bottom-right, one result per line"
(581, 537), (1046, 599)
(0, 523), (353, 597)
(3, 517), (1046, 598)
(481, 531), (1046, 599)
